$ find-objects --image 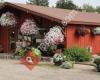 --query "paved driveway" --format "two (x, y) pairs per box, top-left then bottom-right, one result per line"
(0, 60), (100, 80)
